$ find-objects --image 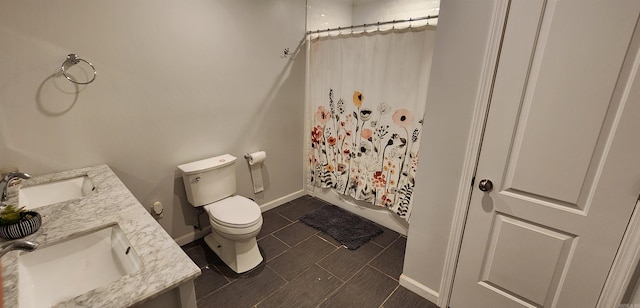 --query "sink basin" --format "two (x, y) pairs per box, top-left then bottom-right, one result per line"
(17, 224), (142, 307)
(18, 176), (96, 209)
